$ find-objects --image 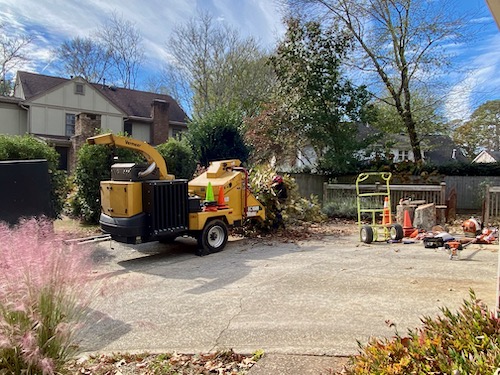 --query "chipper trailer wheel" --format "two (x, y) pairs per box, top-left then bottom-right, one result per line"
(389, 223), (404, 241)
(200, 219), (229, 254)
(360, 225), (374, 244)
